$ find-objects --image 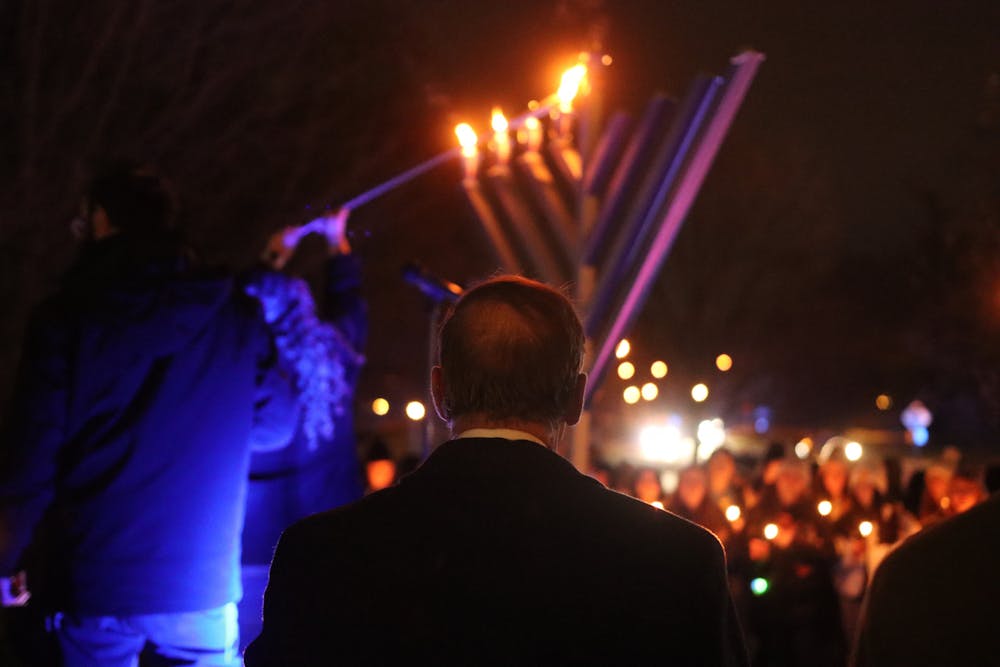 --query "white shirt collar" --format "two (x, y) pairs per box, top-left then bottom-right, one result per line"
(456, 428), (547, 447)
